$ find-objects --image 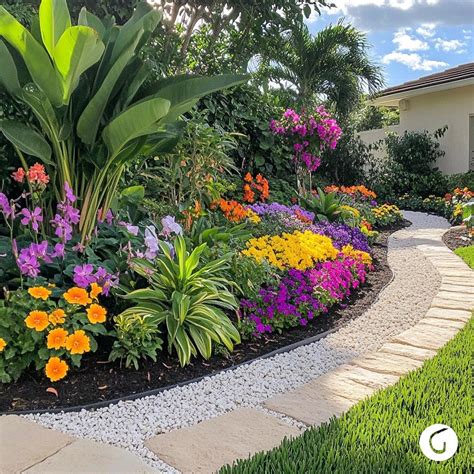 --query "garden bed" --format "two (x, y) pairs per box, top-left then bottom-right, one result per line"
(0, 223), (408, 414)
(442, 226), (471, 251)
